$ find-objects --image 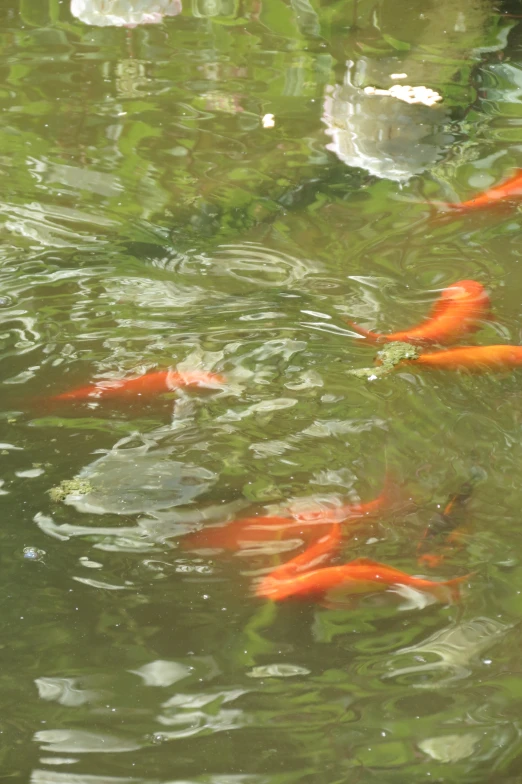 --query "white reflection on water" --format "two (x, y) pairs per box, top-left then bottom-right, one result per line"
(72, 576), (133, 590)
(419, 732), (479, 763)
(35, 495), (241, 552)
(32, 772), (265, 784)
(247, 663), (310, 678)
(70, 0), (182, 26)
(62, 439), (217, 516)
(1, 202), (115, 247)
(156, 688), (249, 738)
(34, 729), (142, 753)
(35, 677), (100, 707)
(103, 277), (213, 313)
(157, 708), (246, 738)
(130, 660), (192, 687)
(384, 616), (511, 687)
(32, 773), (137, 783)
(205, 242), (321, 287)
